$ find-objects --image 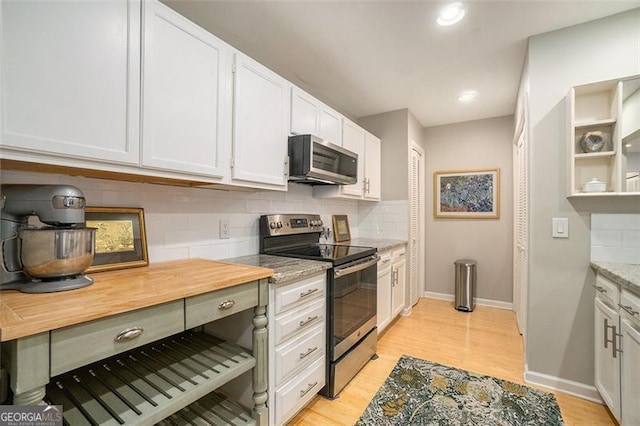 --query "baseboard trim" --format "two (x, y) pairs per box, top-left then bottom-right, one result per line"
(524, 369), (603, 404)
(422, 292), (513, 310)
